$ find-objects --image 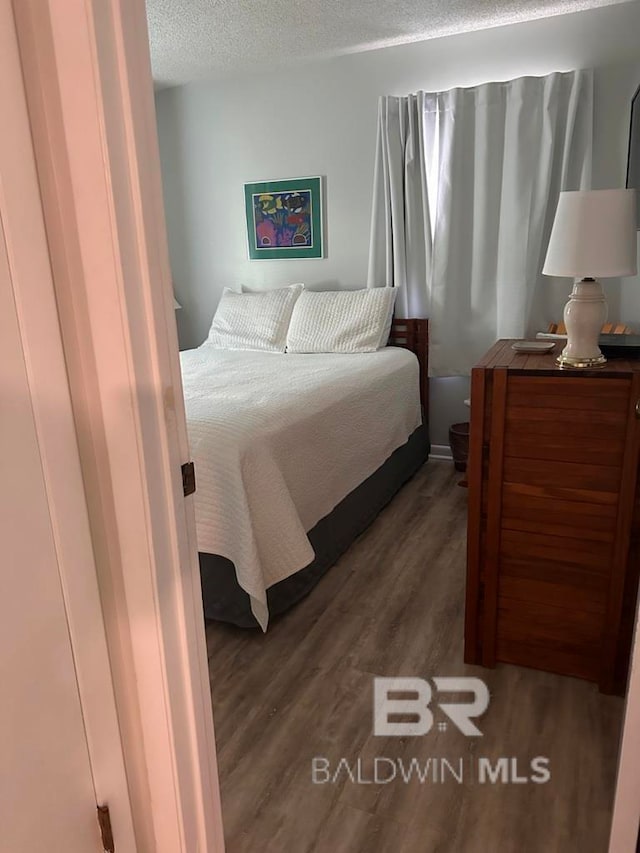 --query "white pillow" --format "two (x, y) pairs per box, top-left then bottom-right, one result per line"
(206, 285), (304, 352)
(286, 288), (396, 353)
